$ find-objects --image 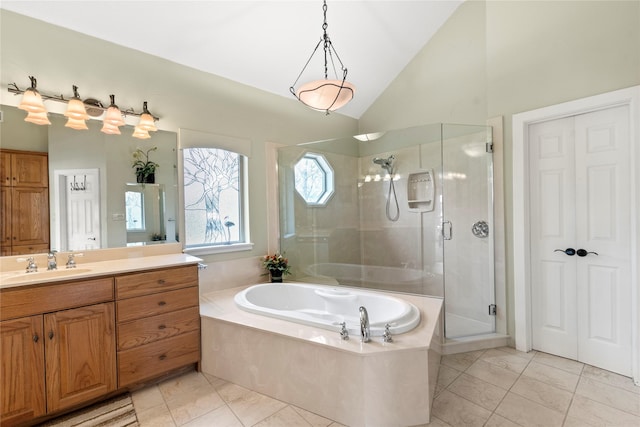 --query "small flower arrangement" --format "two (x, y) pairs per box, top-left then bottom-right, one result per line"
(262, 253), (291, 275)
